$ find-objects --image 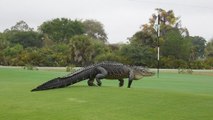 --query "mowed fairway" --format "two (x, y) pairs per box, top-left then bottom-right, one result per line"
(0, 68), (213, 120)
